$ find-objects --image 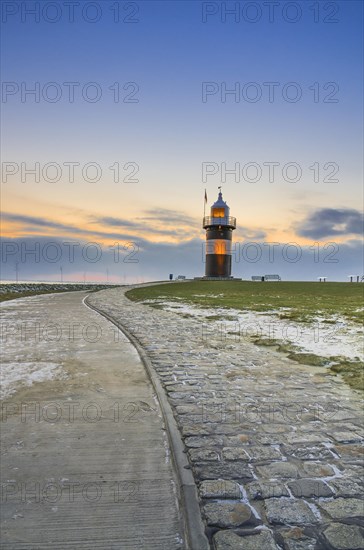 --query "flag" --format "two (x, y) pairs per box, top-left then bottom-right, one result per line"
(204, 189), (207, 203)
